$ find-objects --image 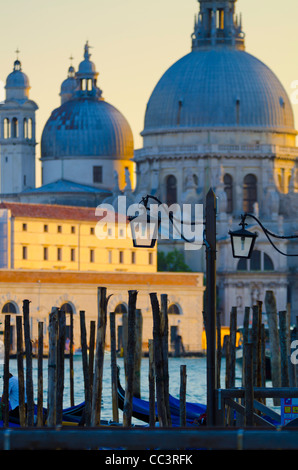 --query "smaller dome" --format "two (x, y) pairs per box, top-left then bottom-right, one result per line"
(60, 65), (77, 102)
(78, 58), (97, 76)
(6, 60), (30, 89)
